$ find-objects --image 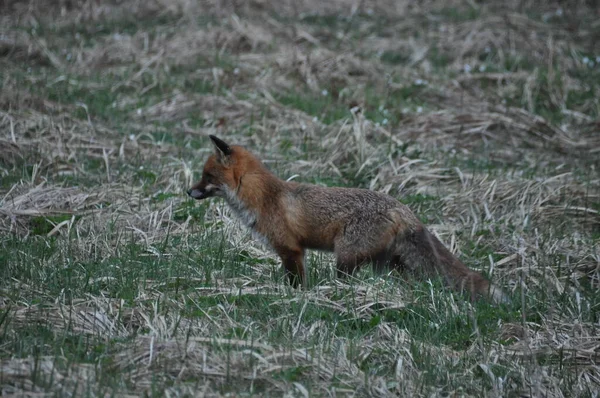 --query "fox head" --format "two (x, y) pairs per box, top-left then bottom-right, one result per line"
(187, 135), (240, 200)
